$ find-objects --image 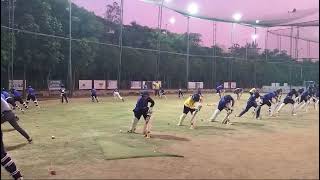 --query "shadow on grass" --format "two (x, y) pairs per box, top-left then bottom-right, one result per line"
(232, 122), (264, 127)
(196, 125), (235, 131)
(2, 128), (16, 132)
(104, 153), (184, 160)
(6, 143), (28, 151)
(151, 134), (190, 141)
